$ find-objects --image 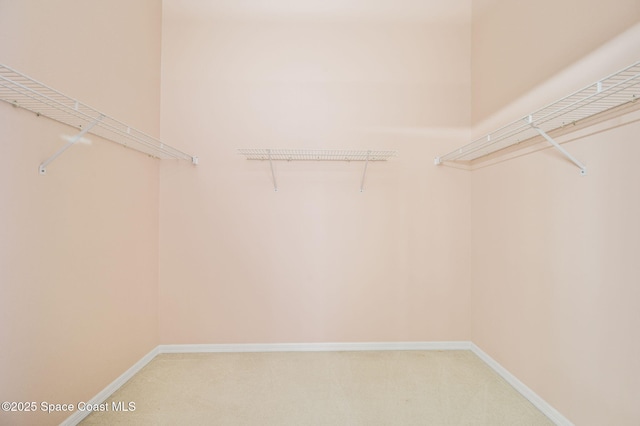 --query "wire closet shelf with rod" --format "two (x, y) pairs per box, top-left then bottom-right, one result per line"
(0, 63), (198, 175)
(237, 148), (398, 192)
(435, 60), (640, 175)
